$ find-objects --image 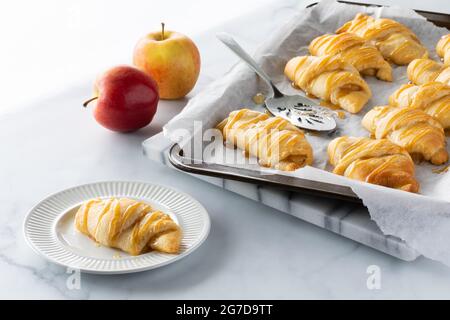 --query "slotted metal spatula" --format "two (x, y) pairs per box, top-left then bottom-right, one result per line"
(217, 32), (336, 132)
